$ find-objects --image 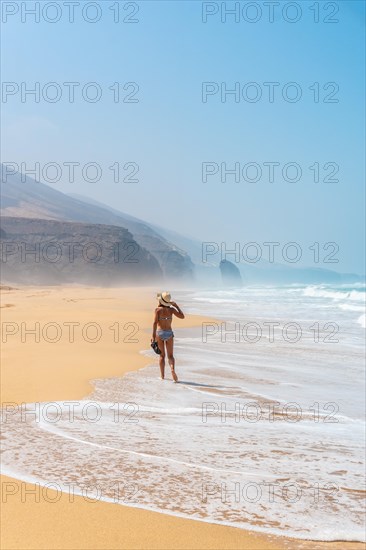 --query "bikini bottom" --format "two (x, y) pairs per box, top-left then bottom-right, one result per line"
(157, 329), (174, 341)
